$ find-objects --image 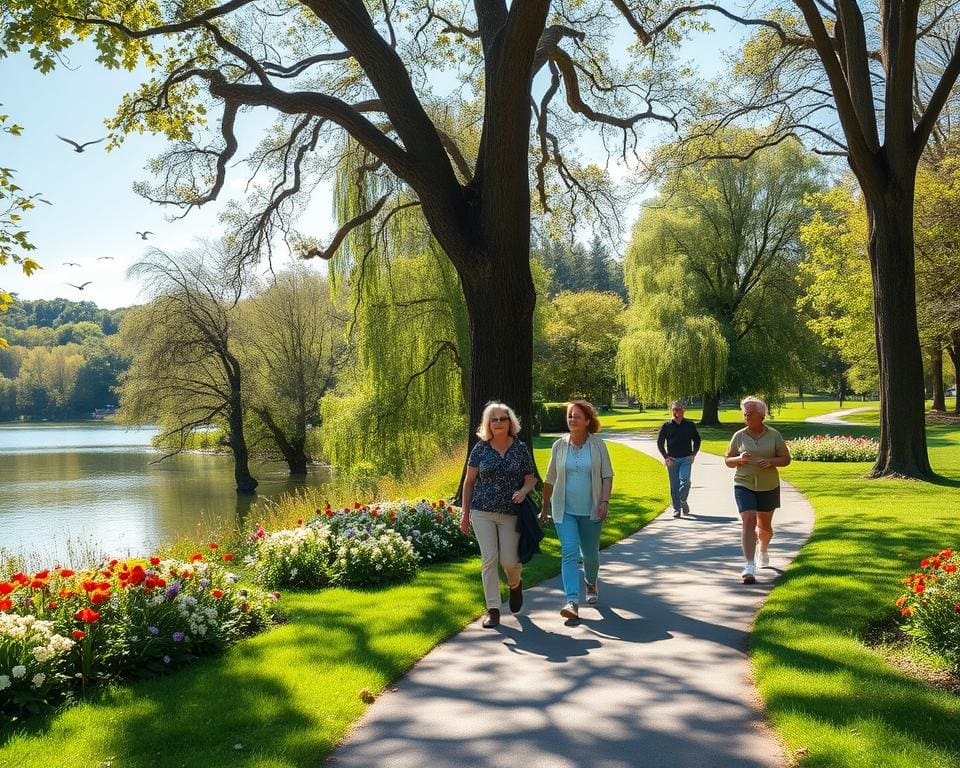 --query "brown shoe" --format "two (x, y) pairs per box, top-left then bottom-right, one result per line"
(482, 608), (500, 628)
(509, 581), (523, 613)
